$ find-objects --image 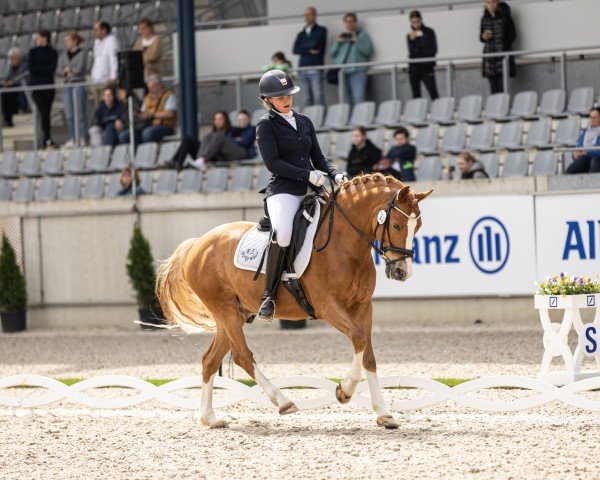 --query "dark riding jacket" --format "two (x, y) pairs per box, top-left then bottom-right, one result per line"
(256, 109), (337, 197)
